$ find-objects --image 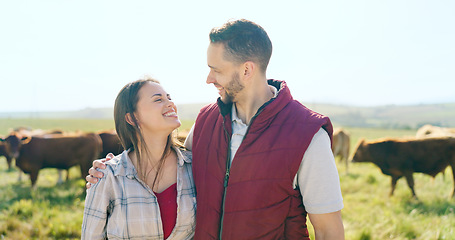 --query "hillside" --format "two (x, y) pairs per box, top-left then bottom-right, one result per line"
(1, 102), (454, 129)
(307, 102), (455, 129)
